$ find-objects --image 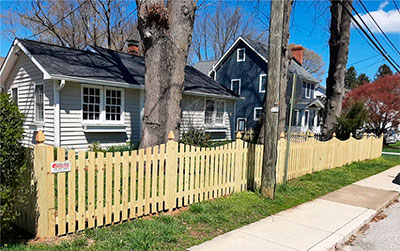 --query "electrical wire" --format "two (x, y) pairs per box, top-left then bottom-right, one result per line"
(340, 1), (400, 72)
(392, 0), (400, 15)
(358, 0), (400, 58)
